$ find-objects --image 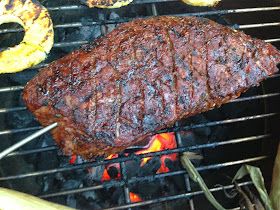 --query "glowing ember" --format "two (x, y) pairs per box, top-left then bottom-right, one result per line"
(101, 167), (112, 181)
(101, 154), (121, 181)
(129, 192), (142, 203)
(136, 133), (177, 173)
(69, 154), (77, 164)
(91, 132), (177, 181)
